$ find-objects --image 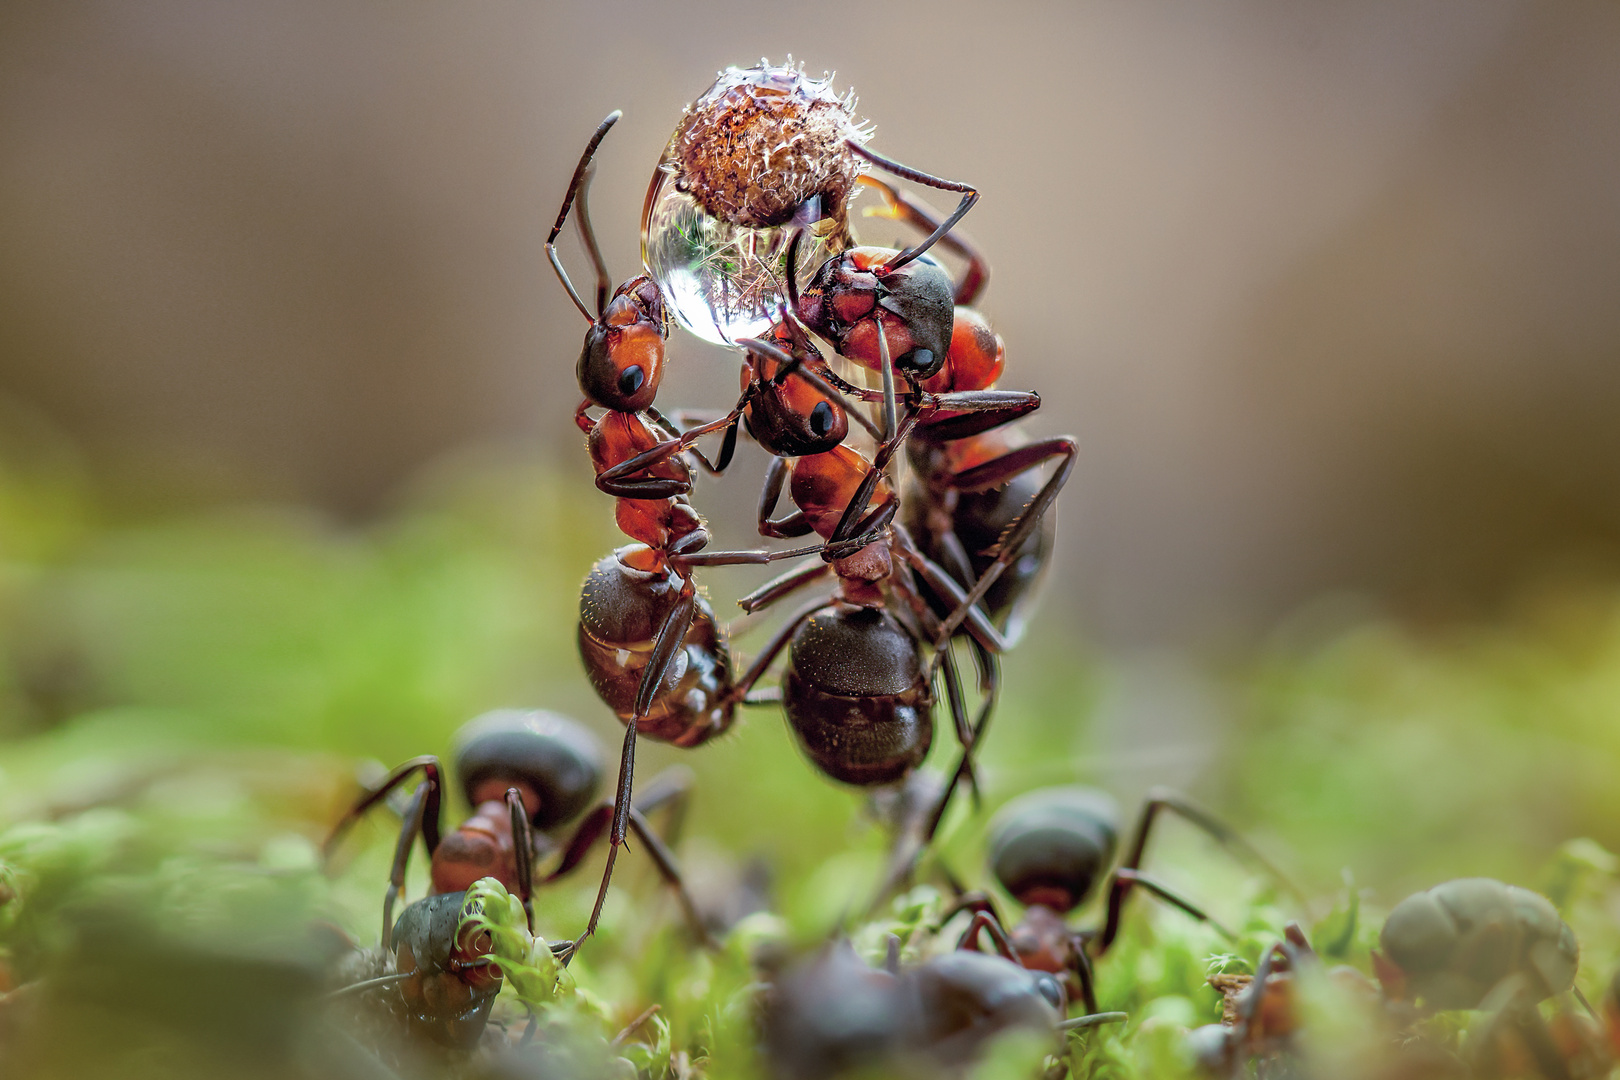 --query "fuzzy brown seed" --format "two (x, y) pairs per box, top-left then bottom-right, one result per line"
(668, 62), (870, 230)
